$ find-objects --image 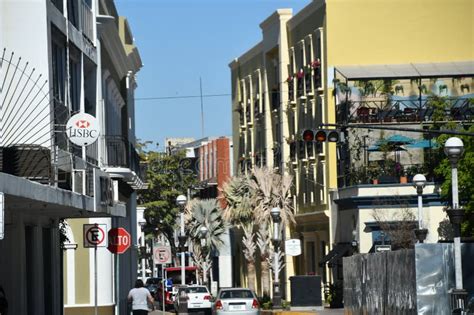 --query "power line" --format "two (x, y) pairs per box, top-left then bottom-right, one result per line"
(135, 93), (231, 101)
